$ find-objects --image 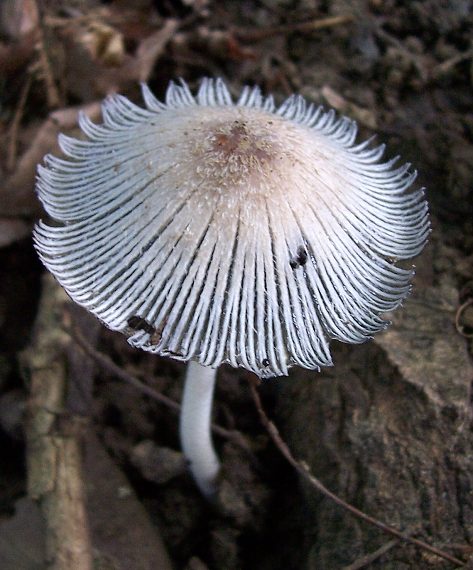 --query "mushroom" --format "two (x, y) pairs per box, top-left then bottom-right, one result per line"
(34, 78), (430, 499)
